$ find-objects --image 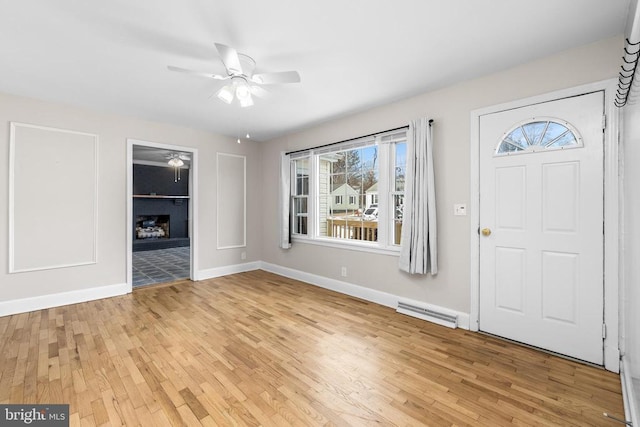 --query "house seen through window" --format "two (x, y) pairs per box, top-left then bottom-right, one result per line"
(290, 130), (406, 250)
